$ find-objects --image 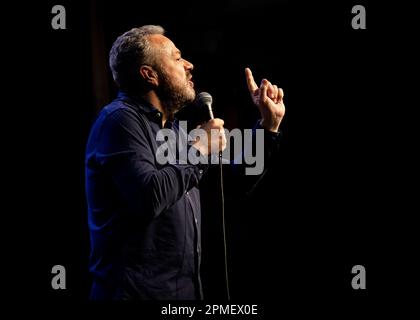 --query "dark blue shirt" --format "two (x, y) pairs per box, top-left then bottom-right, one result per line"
(86, 91), (208, 300)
